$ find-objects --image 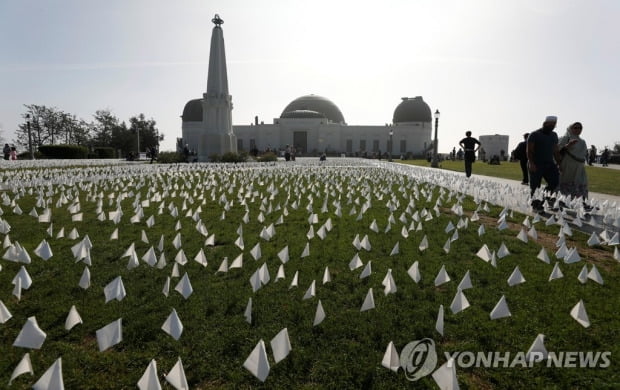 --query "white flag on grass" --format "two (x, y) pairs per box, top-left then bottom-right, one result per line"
(243, 339), (270, 382)
(137, 359), (161, 390)
(96, 318), (122, 352)
(9, 353), (33, 385)
(32, 358), (64, 390)
(165, 357), (189, 390)
(13, 316), (46, 349)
